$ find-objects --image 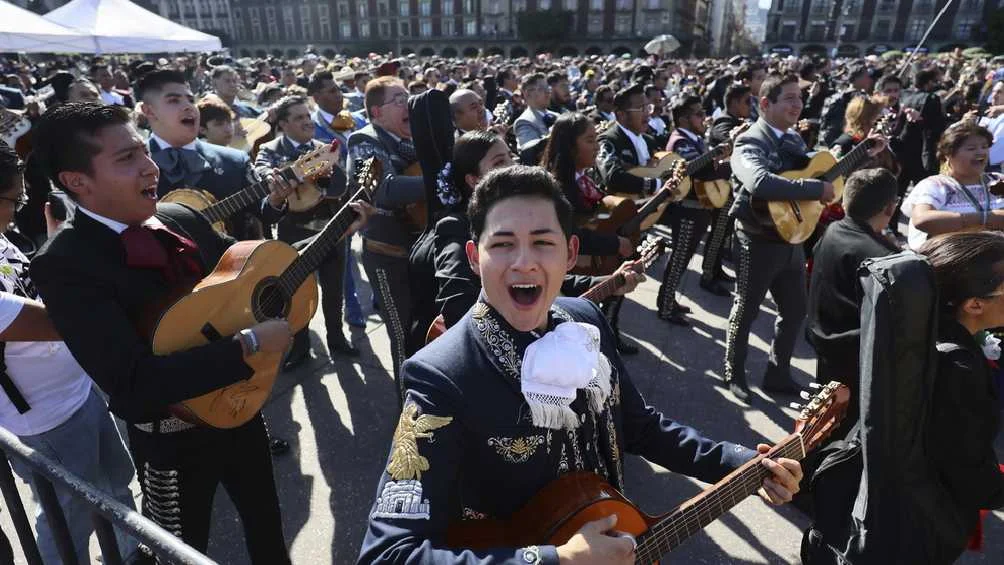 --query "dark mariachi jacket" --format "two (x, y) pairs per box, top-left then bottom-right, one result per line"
(358, 296), (757, 564)
(666, 128), (721, 207)
(597, 123), (661, 195)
